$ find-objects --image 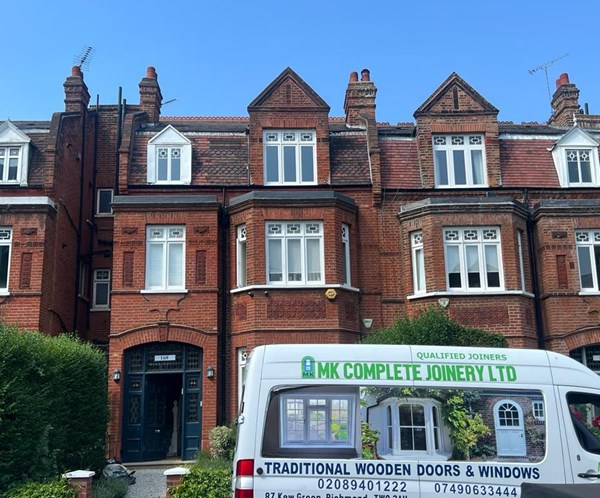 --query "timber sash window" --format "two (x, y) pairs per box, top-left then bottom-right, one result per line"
(576, 230), (600, 291)
(0, 228), (12, 293)
(264, 130), (316, 185)
(146, 226), (185, 291)
(433, 134), (486, 187)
